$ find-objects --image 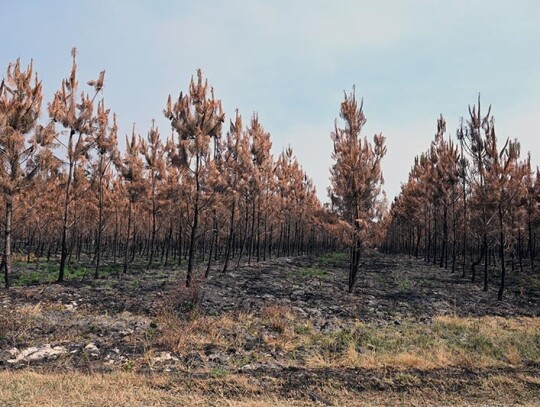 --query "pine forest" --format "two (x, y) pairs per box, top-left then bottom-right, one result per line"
(2, 7), (540, 405)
